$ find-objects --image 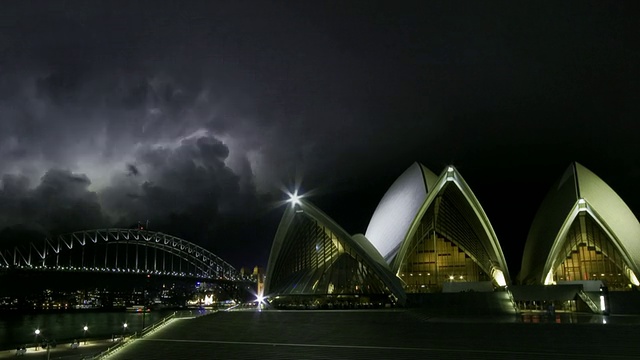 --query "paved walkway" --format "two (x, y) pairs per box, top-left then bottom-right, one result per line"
(0, 311), (187, 359)
(0, 339), (117, 360)
(102, 309), (640, 360)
